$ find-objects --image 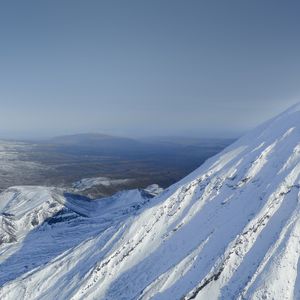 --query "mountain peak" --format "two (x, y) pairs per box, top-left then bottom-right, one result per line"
(281, 101), (300, 115)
